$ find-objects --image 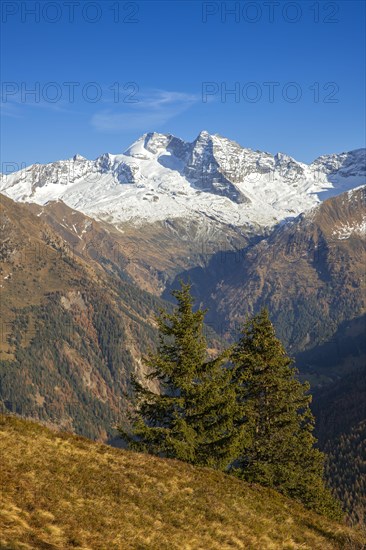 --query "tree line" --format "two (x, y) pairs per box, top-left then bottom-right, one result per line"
(120, 282), (342, 519)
